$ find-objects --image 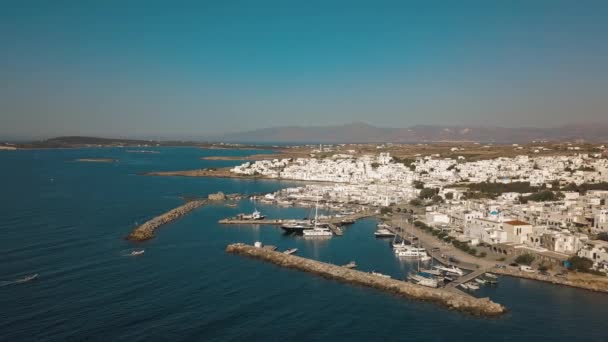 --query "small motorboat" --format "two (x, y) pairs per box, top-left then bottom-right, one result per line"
(283, 248), (298, 255)
(16, 274), (38, 283)
(459, 283), (471, 290)
(475, 278), (487, 285)
(466, 282), (480, 290)
(374, 229), (395, 238)
(130, 250), (145, 256)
